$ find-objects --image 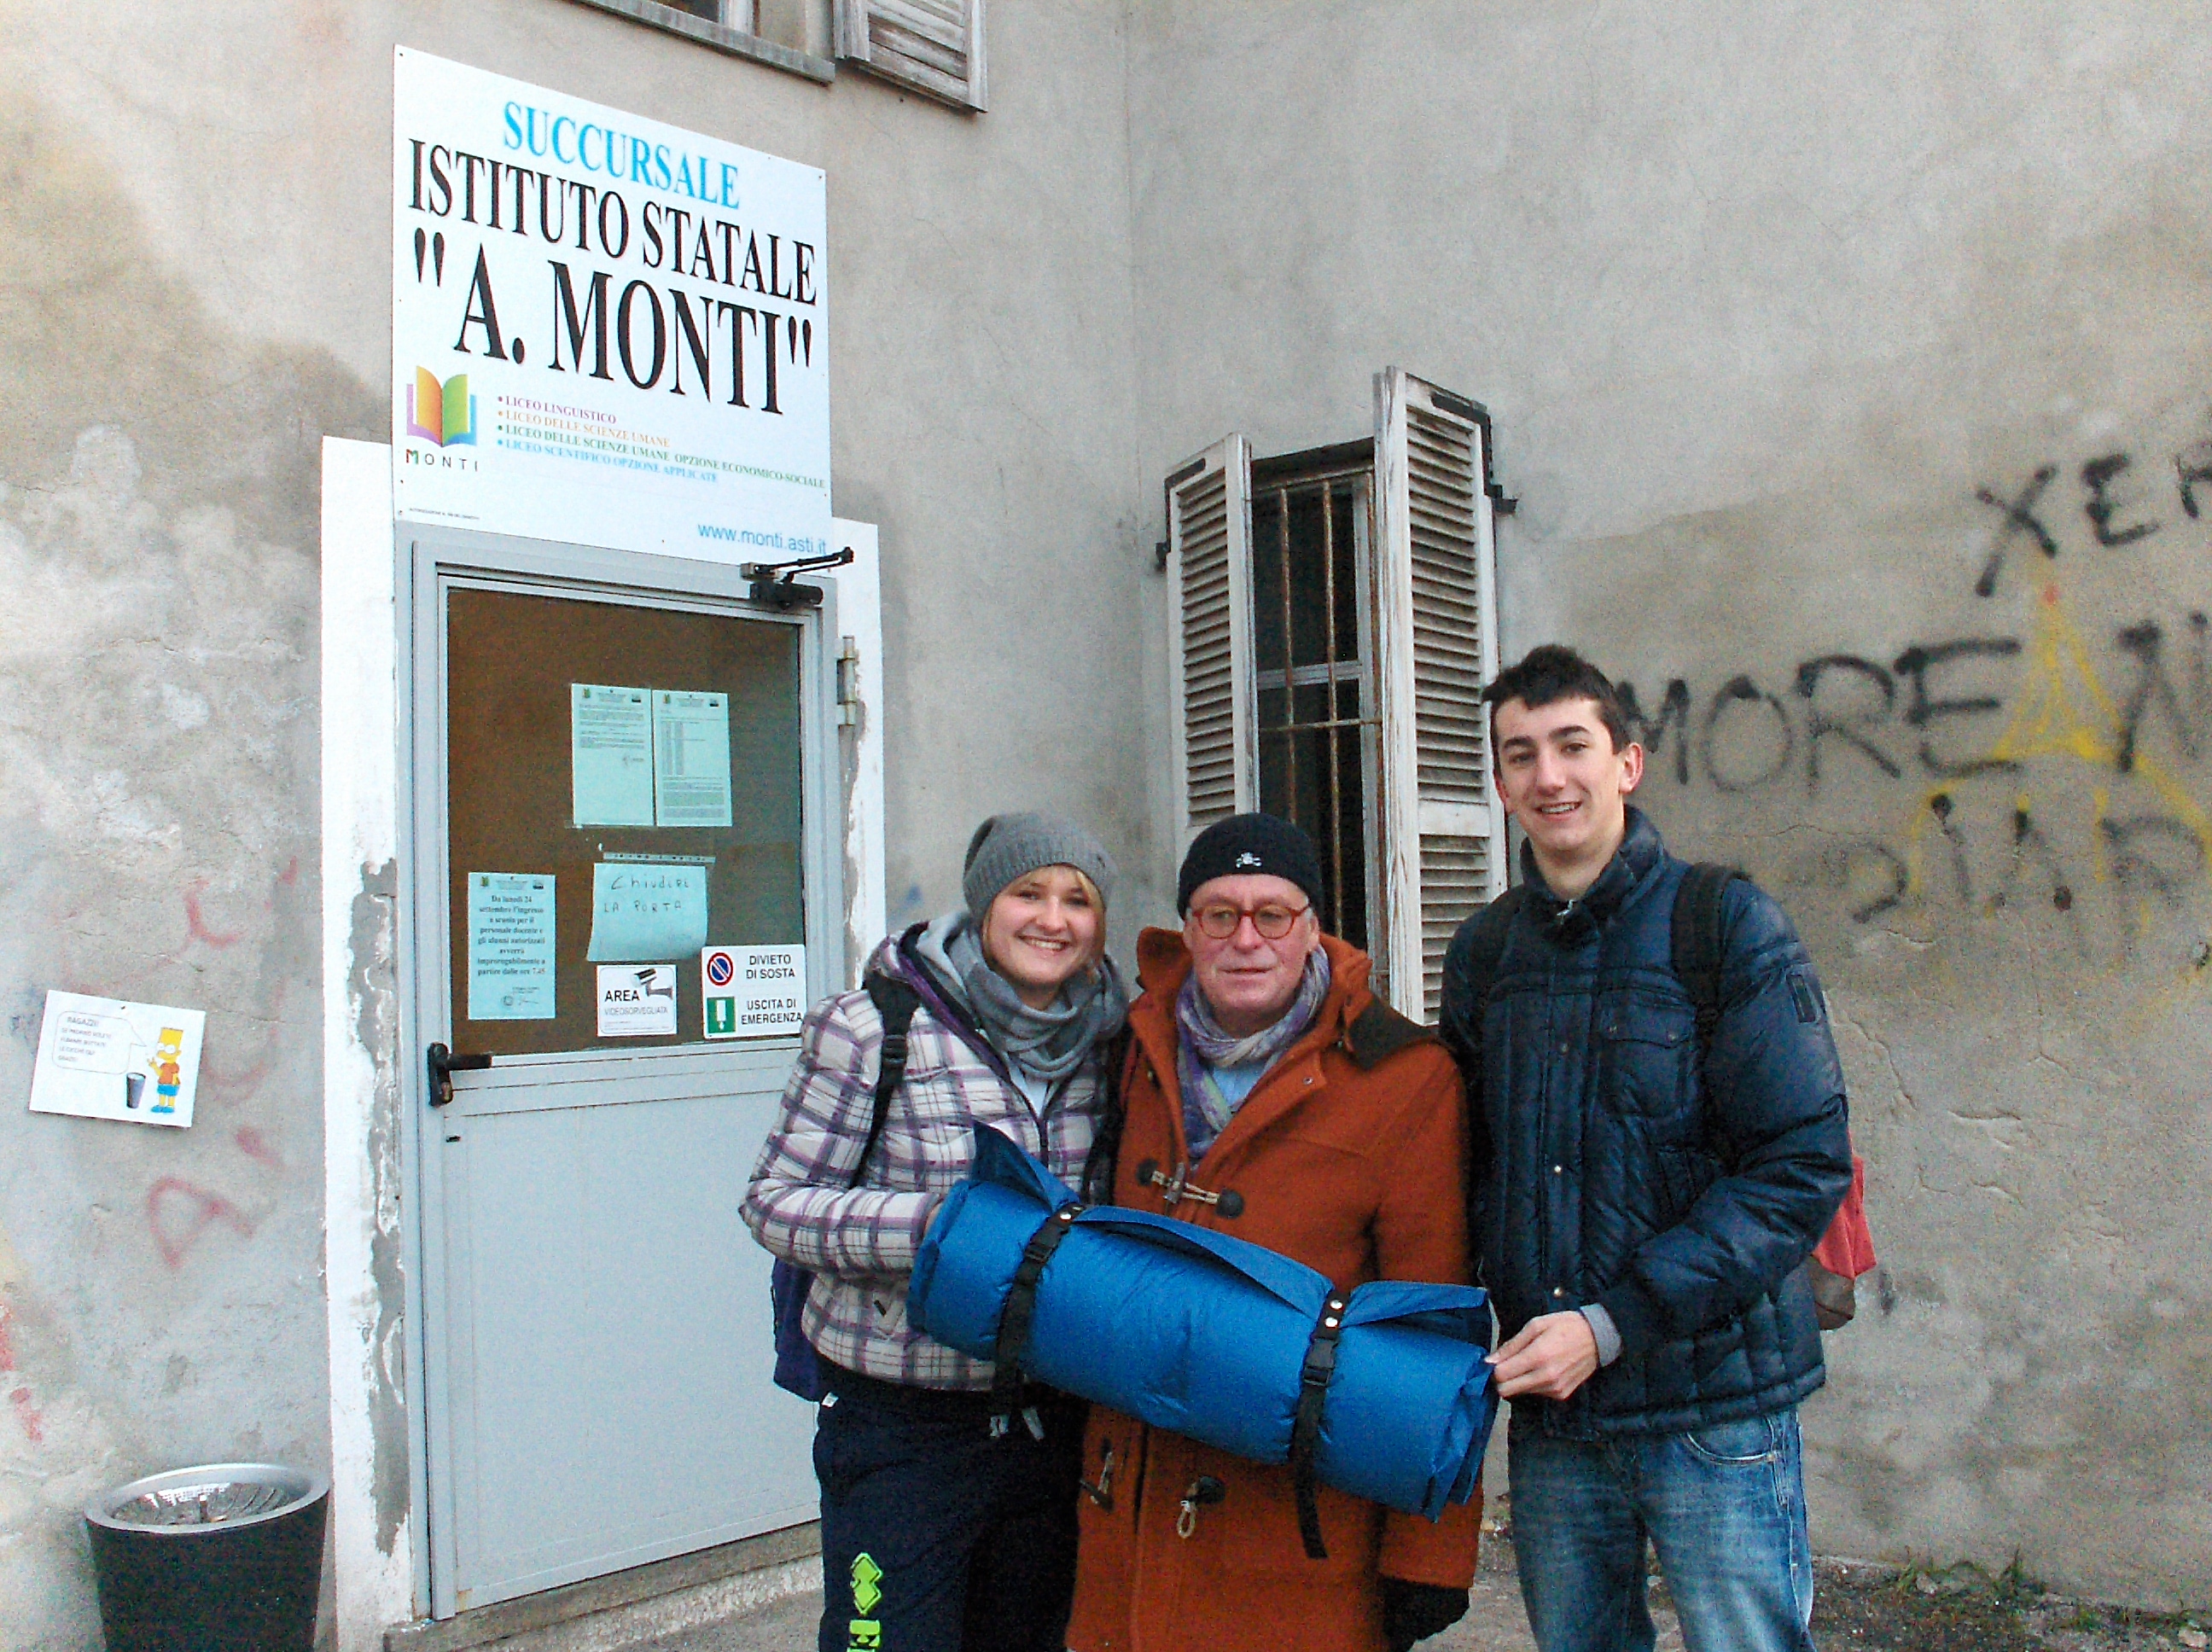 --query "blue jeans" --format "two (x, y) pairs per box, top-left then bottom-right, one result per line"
(1509, 1406), (1816, 1652)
